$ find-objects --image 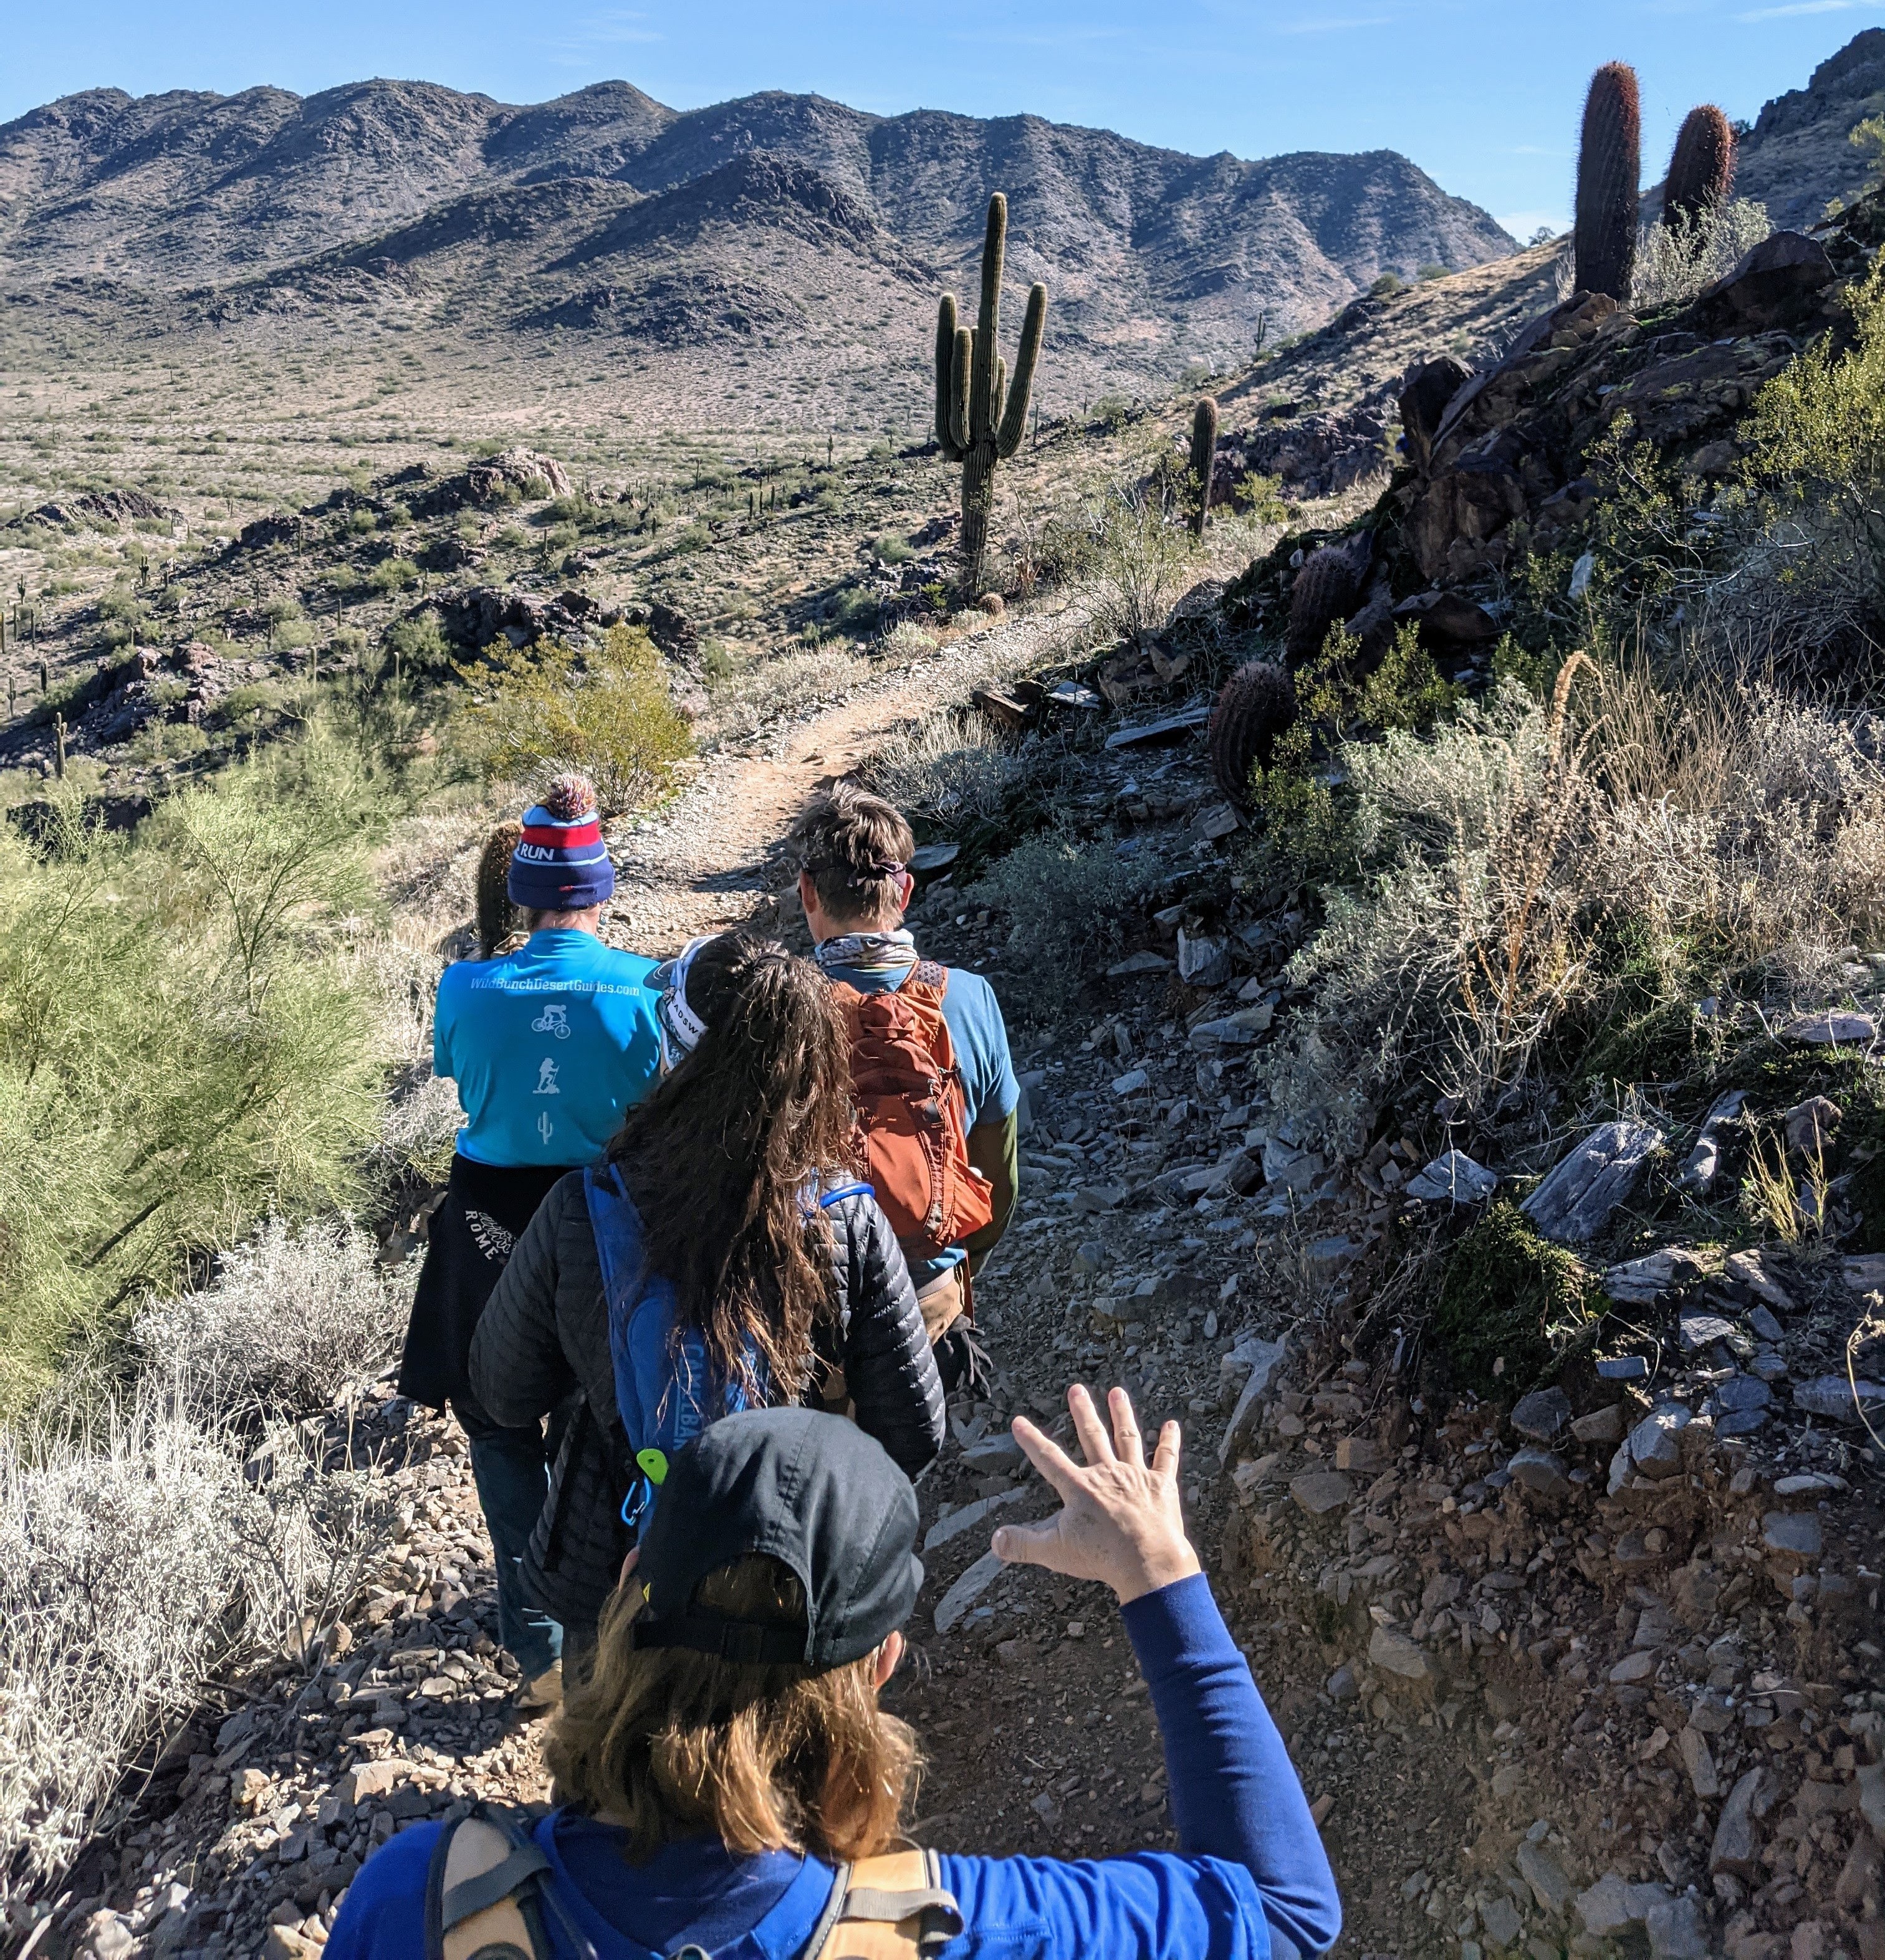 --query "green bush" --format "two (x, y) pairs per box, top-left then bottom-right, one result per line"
(1431, 1200), (1595, 1394)
(367, 557), (420, 595)
(0, 757), (387, 1410)
(964, 826), (1158, 1024)
(454, 624), (694, 817)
